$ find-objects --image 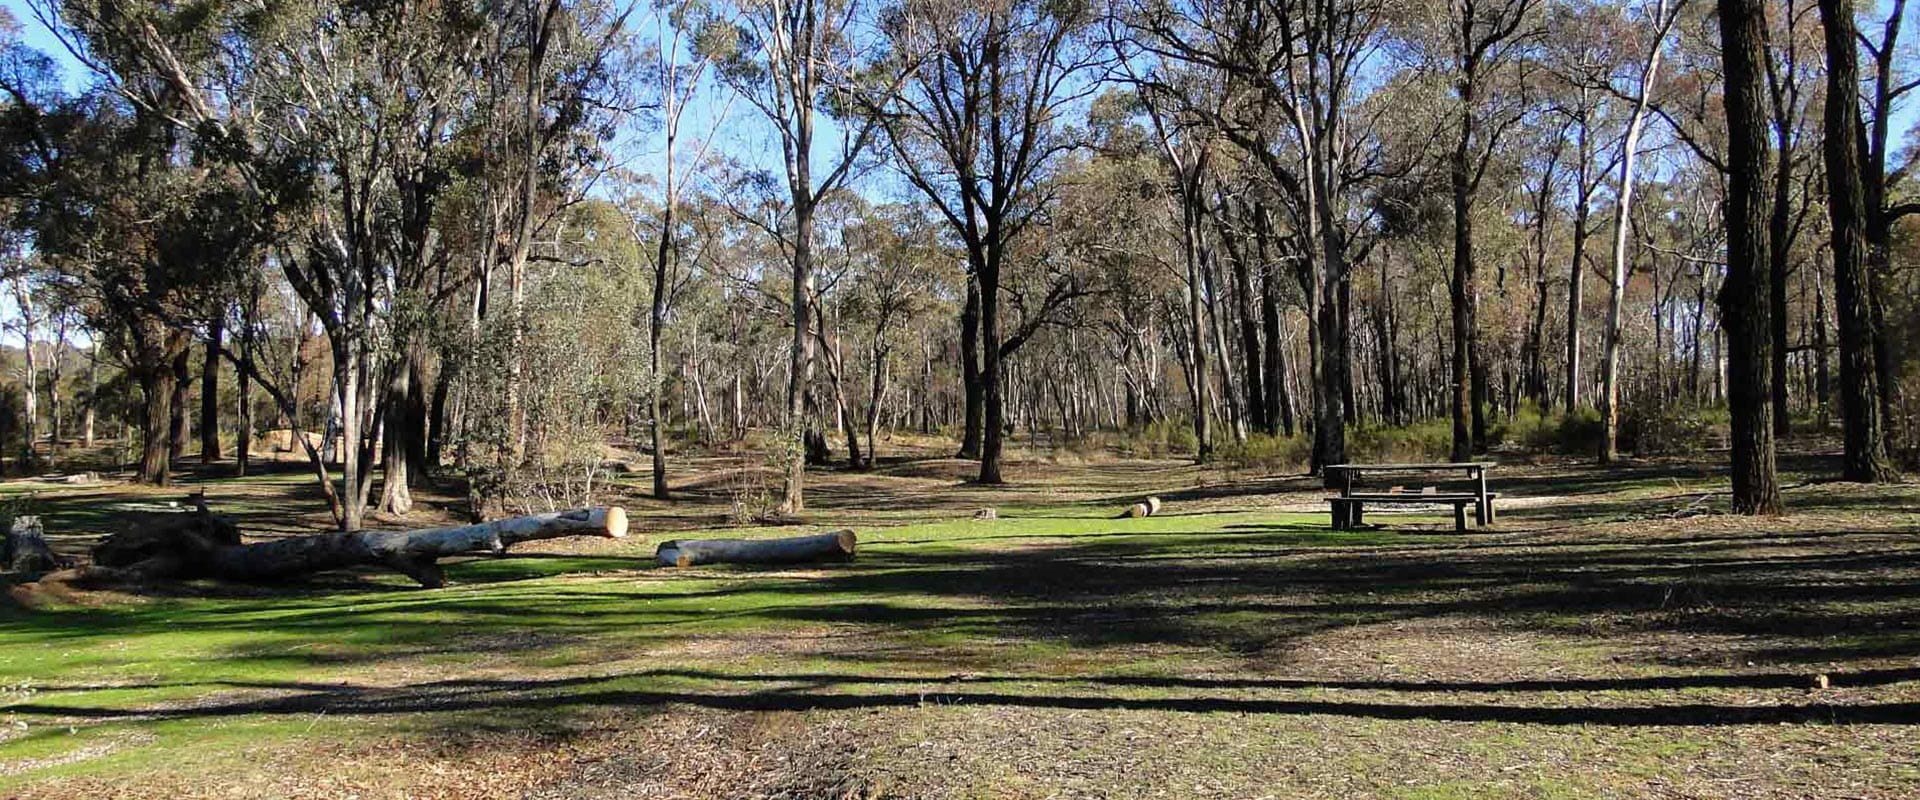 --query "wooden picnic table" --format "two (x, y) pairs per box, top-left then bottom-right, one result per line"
(1324, 462), (1498, 531)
